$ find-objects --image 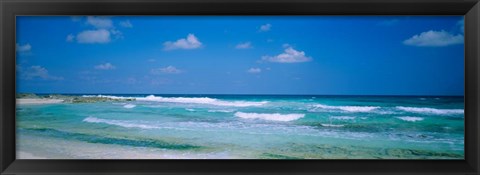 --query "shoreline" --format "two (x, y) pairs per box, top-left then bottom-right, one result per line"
(17, 98), (64, 105)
